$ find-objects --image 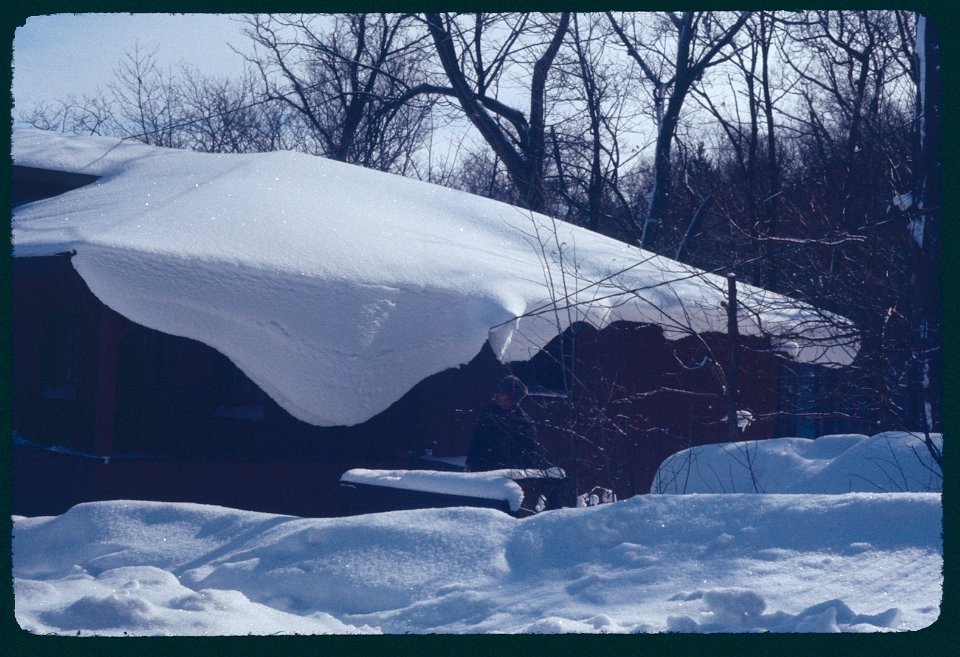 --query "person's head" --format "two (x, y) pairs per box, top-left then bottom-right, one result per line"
(494, 375), (527, 409)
